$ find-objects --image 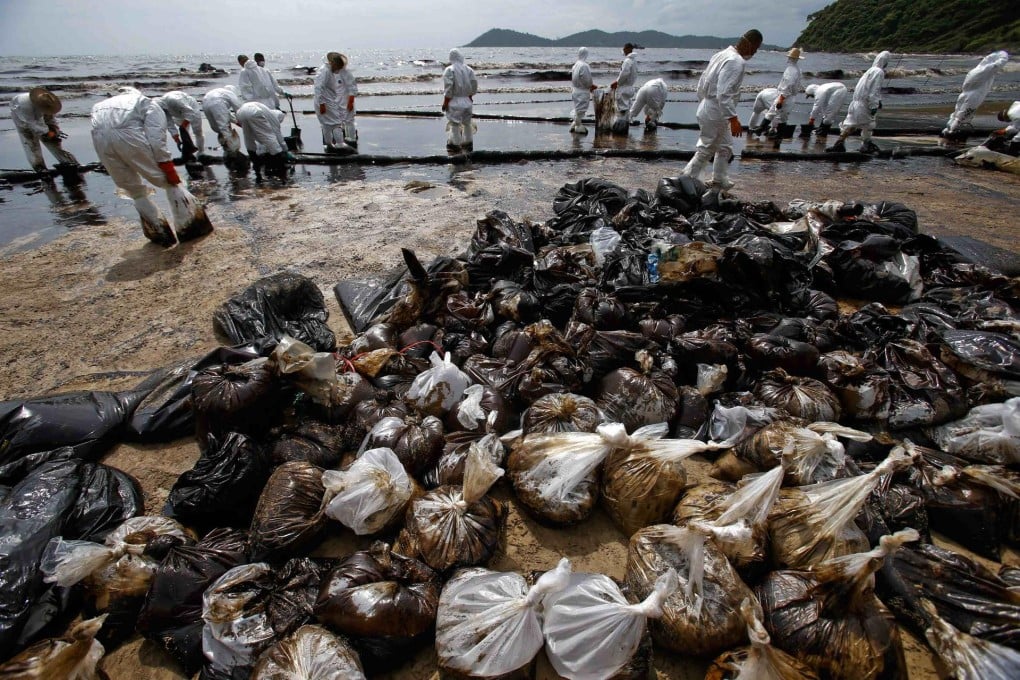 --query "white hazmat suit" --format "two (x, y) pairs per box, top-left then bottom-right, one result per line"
(237, 101), (286, 156)
(154, 91), (205, 153)
(443, 48), (478, 149)
(314, 58), (346, 151)
(943, 51), (1010, 136)
(805, 82), (848, 127)
(840, 51), (890, 139)
(767, 54), (803, 129)
(238, 60), (285, 109)
(10, 92), (79, 172)
(337, 67), (359, 146)
(628, 78), (668, 128)
(570, 47), (595, 133)
(203, 85), (244, 152)
(748, 87), (779, 131)
(91, 89), (209, 245)
(683, 45), (749, 189)
(1002, 101), (1020, 136)
(612, 49), (638, 121)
